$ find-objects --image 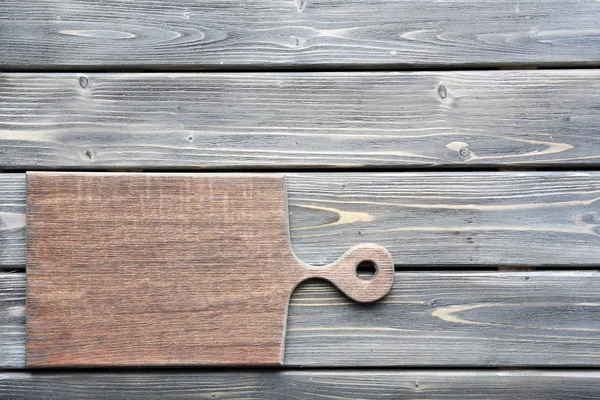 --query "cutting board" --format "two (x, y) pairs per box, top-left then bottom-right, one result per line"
(26, 172), (394, 367)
